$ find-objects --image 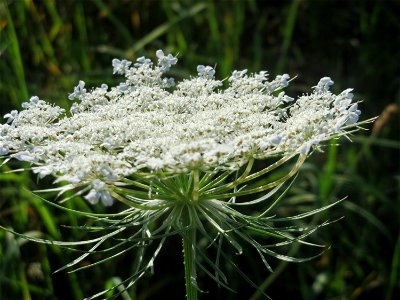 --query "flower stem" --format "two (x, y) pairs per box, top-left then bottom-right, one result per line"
(192, 169), (200, 202)
(183, 226), (198, 300)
